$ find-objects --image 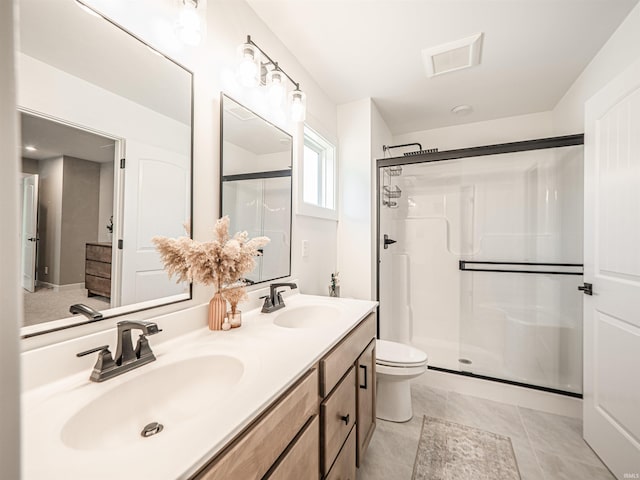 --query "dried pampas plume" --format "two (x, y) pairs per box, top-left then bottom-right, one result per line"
(152, 216), (270, 292)
(223, 284), (249, 314)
